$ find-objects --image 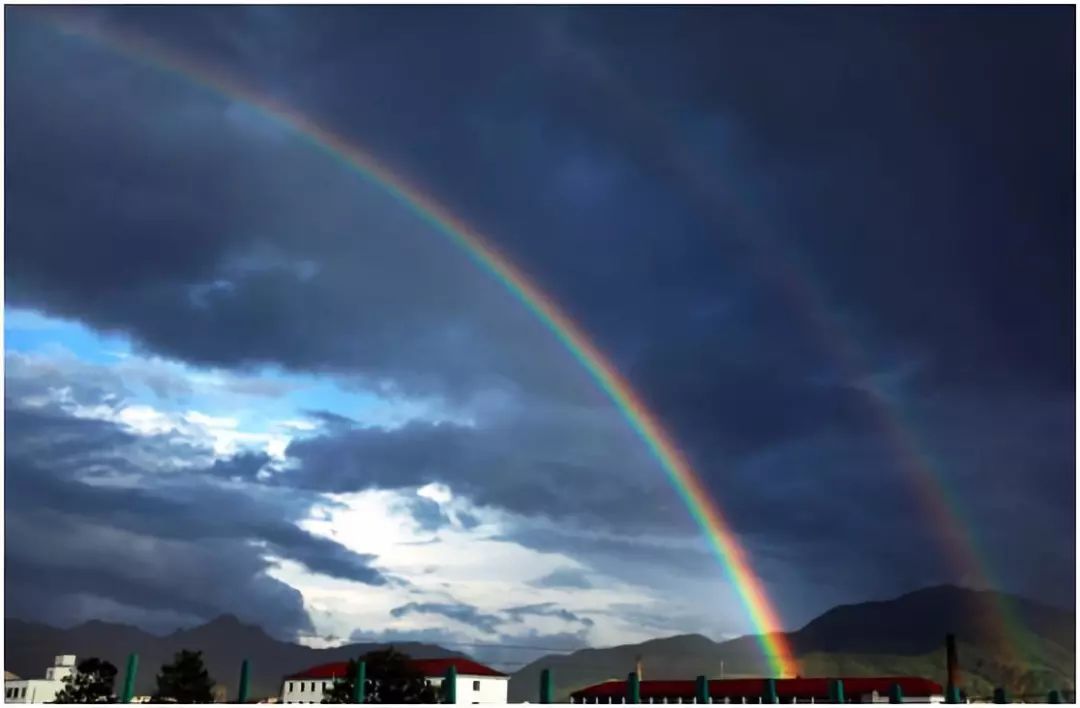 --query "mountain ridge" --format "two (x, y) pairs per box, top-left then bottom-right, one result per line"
(507, 585), (1075, 701)
(6, 585), (1074, 702)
